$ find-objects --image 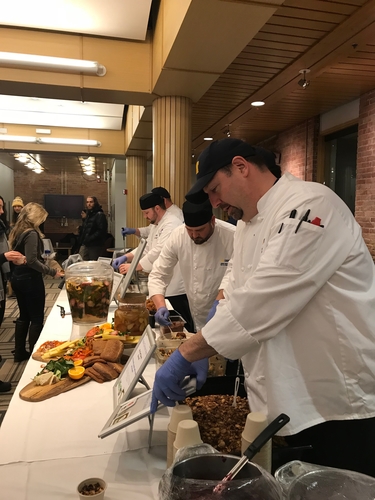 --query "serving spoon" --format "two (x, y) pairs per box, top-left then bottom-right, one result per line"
(213, 413), (290, 493)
